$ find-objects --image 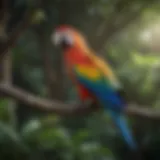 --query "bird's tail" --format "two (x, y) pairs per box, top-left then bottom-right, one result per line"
(108, 109), (137, 150)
